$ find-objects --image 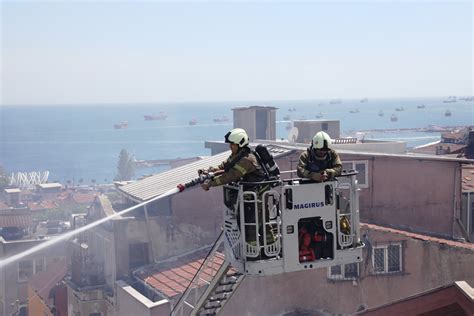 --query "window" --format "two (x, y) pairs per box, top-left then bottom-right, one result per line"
(18, 260), (33, 282)
(18, 258), (47, 282)
(129, 243), (149, 269)
(328, 262), (359, 280)
(372, 243), (402, 274)
(340, 160), (369, 188)
(35, 258), (45, 274)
